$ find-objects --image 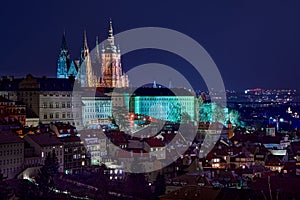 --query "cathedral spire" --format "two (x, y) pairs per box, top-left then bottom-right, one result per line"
(96, 36), (99, 53)
(57, 32), (71, 79)
(96, 35), (99, 46)
(61, 31), (68, 50)
(83, 30), (89, 50)
(80, 30), (90, 61)
(109, 18), (113, 37)
(79, 30), (93, 87)
(108, 19), (115, 45)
